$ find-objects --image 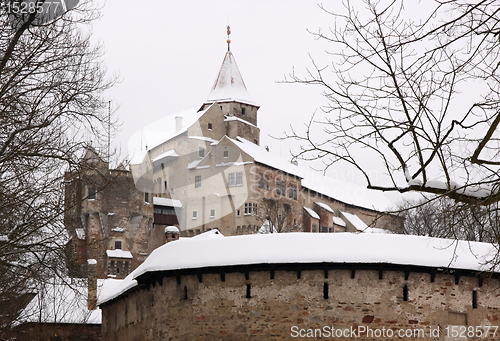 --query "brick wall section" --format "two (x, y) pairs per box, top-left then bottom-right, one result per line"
(101, 268), (500, 340)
